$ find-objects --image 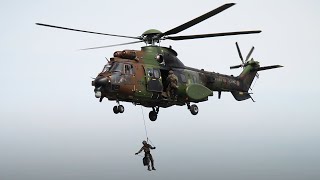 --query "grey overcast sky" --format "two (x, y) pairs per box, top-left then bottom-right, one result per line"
(1, 0), (320, 180)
